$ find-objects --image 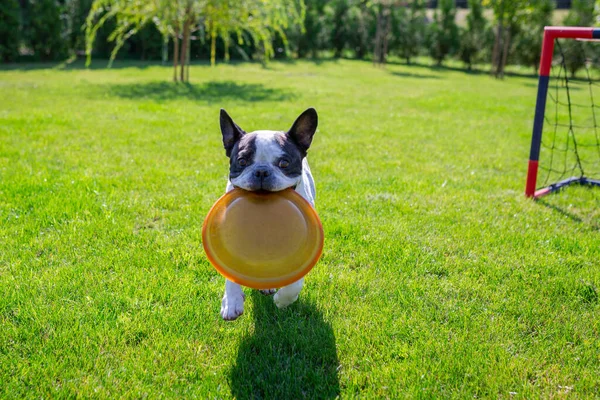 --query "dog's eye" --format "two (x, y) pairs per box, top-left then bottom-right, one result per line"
(279, 159), (289, 169)
(238, 158), (247, 167)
